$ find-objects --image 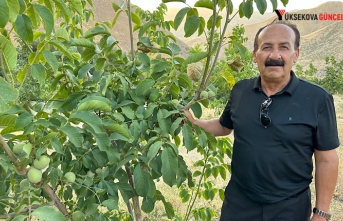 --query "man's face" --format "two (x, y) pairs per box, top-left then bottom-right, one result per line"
(253, 24), (300, 81)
